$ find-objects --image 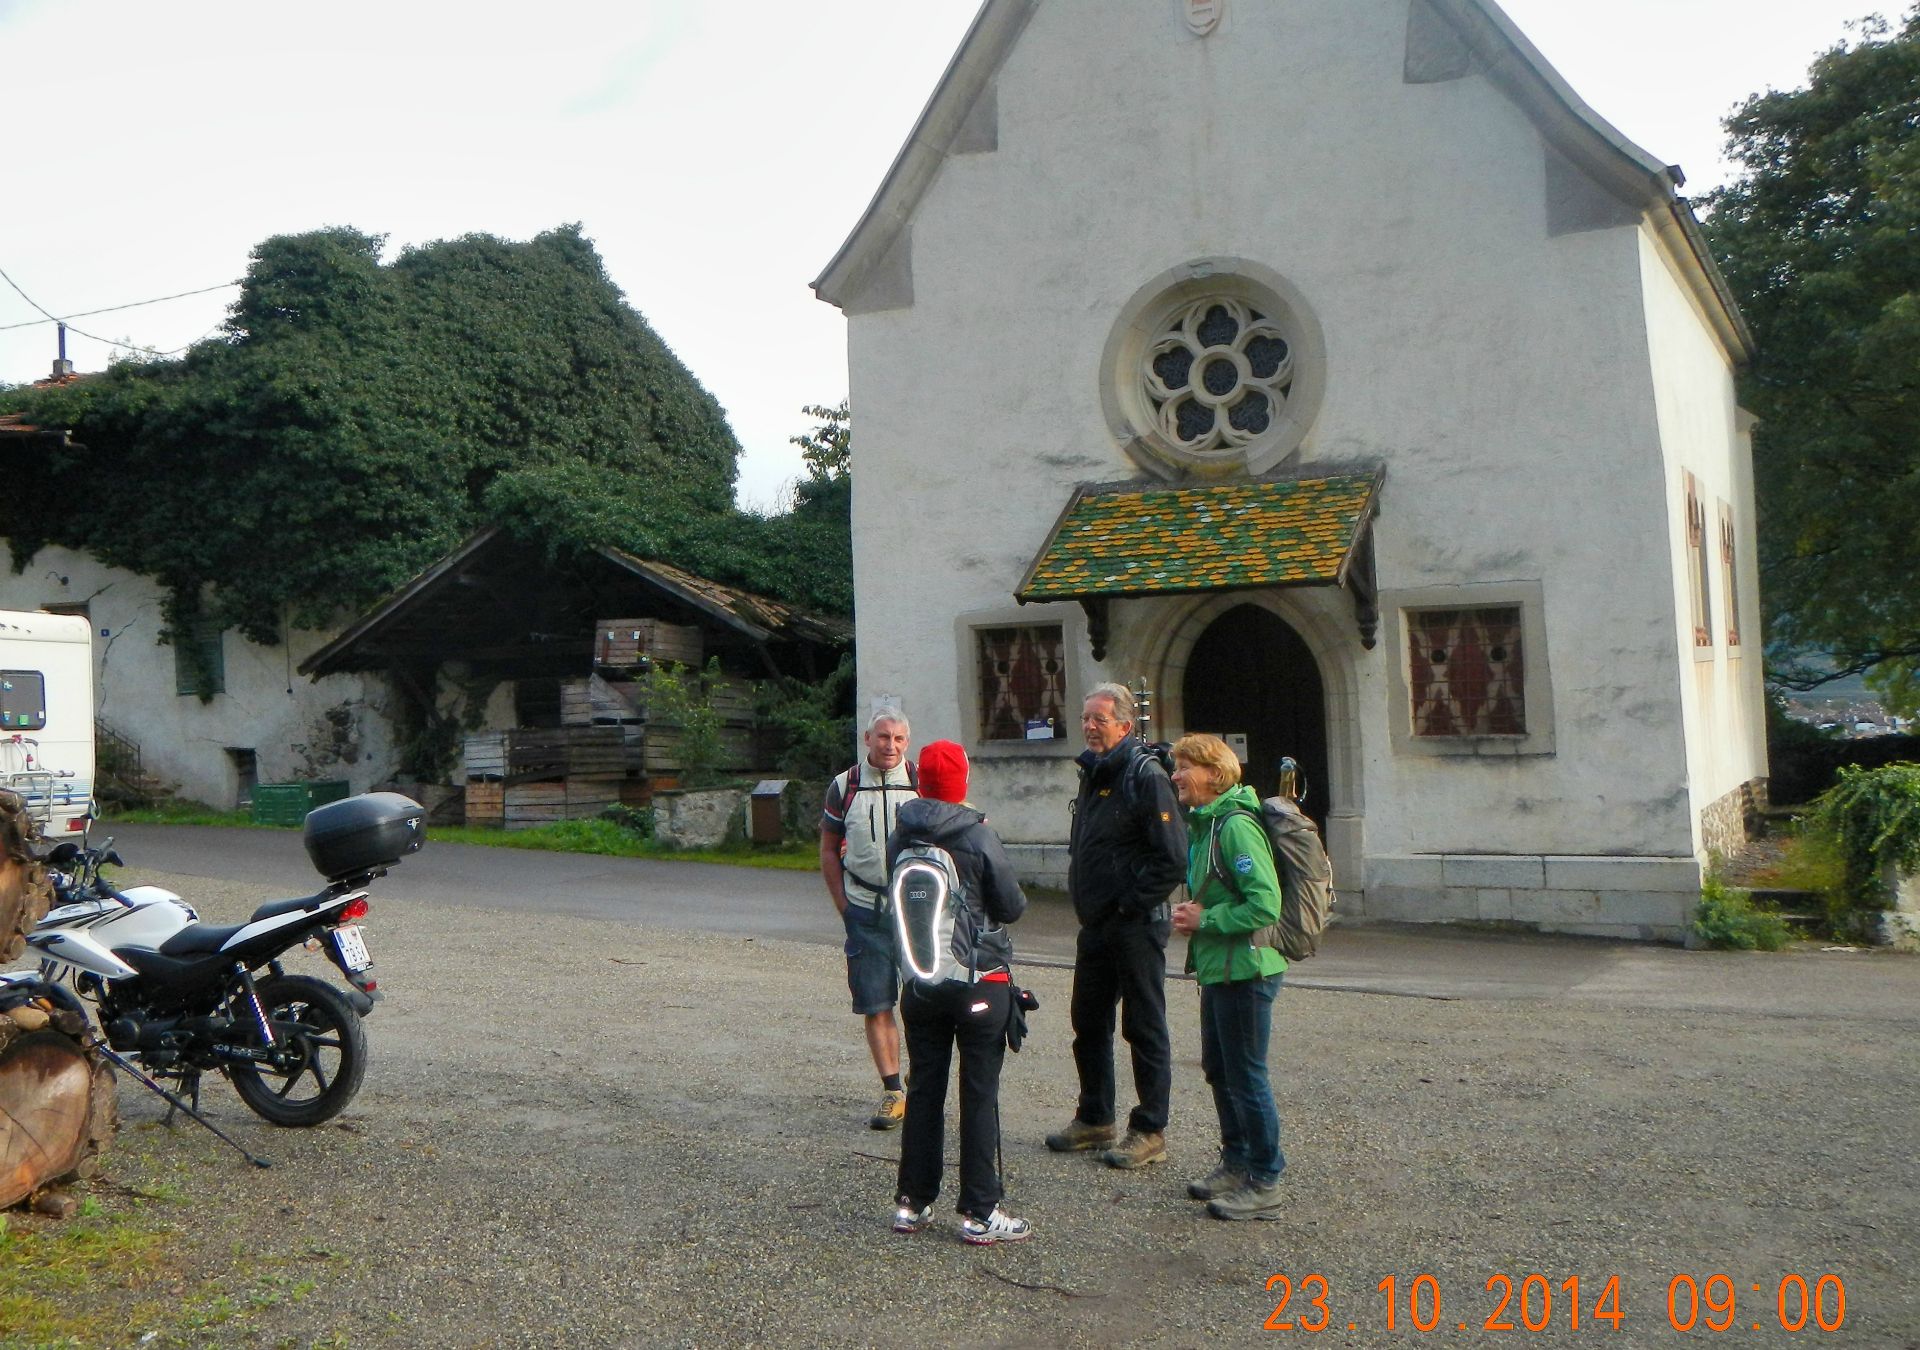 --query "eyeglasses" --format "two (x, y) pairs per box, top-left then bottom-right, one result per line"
(1080, 715), (1119, 727)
